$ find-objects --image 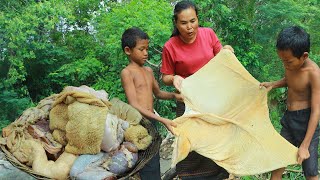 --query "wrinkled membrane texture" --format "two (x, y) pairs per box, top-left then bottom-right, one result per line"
(49, 91), (110, 155)
(171, 49), (298, 176)
(101, 113), (130, 152)
(70, 153), (115, 179)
